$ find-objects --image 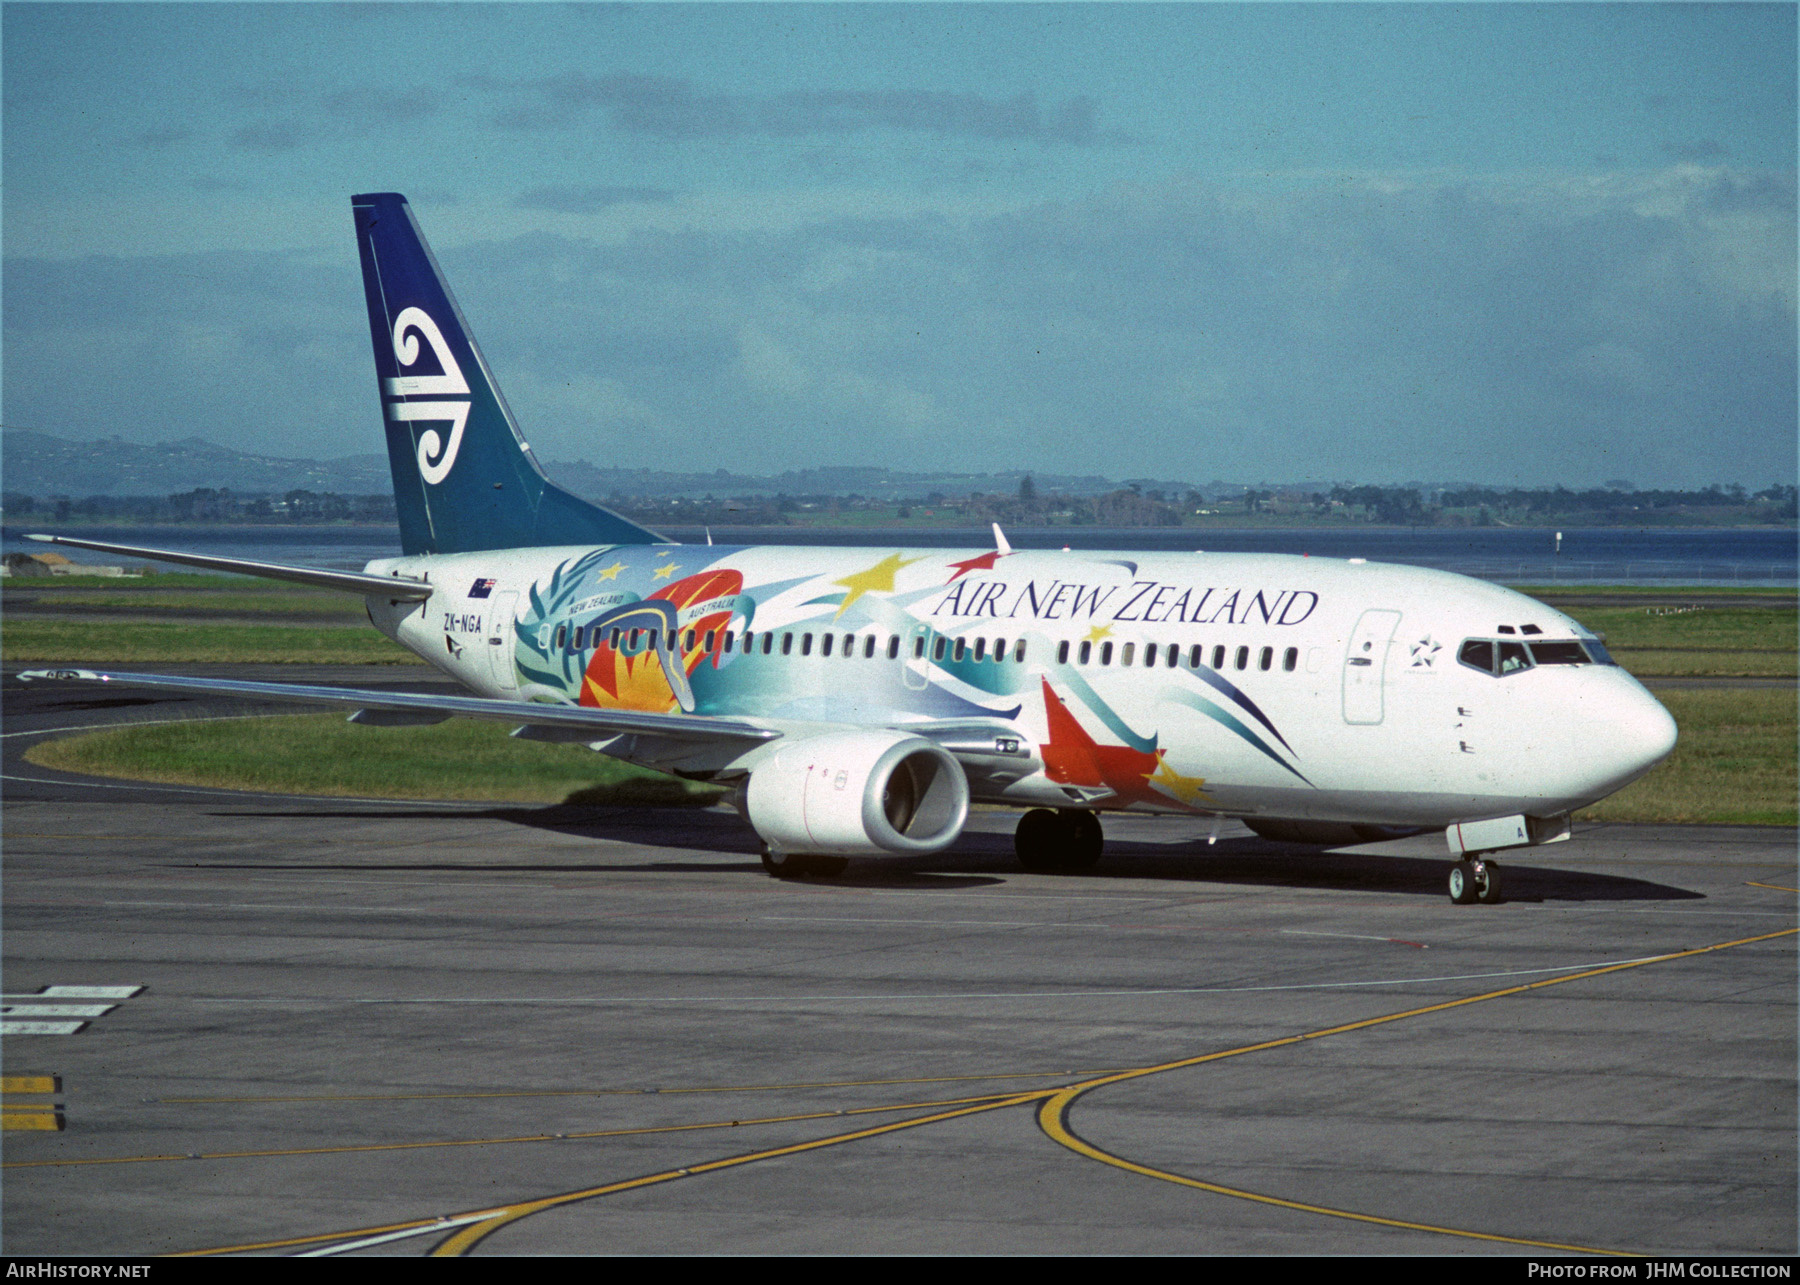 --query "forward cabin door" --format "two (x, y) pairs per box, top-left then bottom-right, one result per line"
(1342, 608), (1401, 725)
(487, 590), (519, 694)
